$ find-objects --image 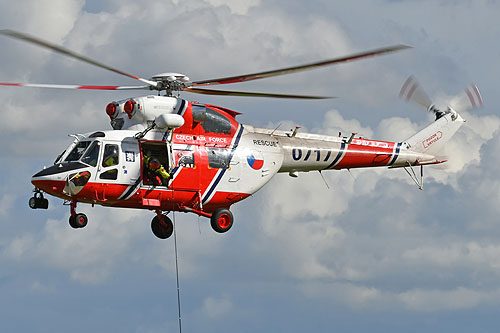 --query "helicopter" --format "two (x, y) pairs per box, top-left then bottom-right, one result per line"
(0, 30), (482, 239)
